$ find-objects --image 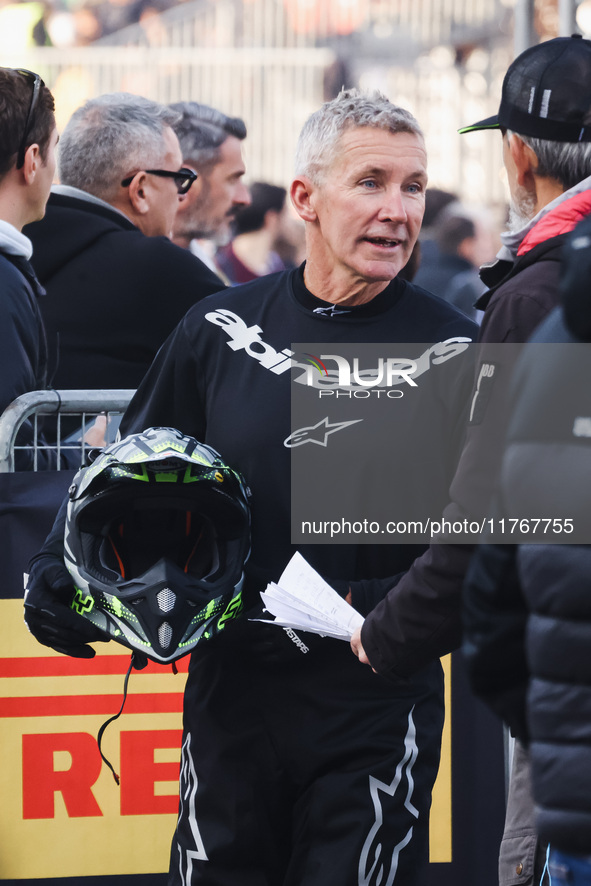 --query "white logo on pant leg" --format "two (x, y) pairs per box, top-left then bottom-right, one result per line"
(175, 732), (208, 885)
(358, 706), (419, 886)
